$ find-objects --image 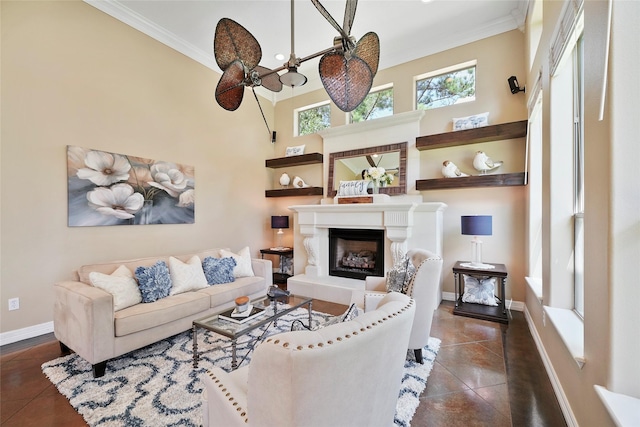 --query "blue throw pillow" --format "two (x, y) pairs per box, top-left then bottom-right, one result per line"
(135, 261), (172, 303)
(202, 256), (236, 285)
